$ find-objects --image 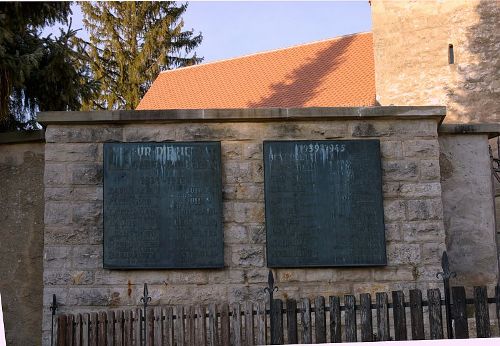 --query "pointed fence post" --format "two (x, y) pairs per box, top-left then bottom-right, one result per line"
(140, 283), (152, 346)
(264, 270), (279, 344)
(436, 251), (456, 339)
(50, 294), (58, 346)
